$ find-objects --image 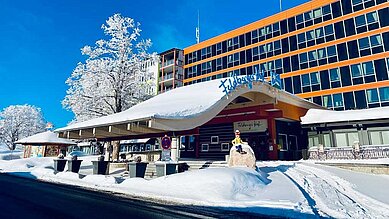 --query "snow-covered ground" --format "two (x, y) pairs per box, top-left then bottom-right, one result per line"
(0, 156), (389, 218)
(0, 144), (23, 160)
